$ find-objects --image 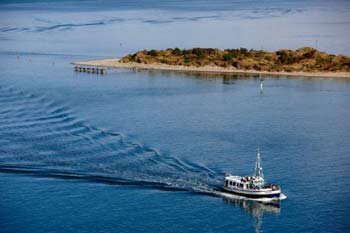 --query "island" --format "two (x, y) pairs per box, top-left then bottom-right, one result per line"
(73, 47), (350, 78)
